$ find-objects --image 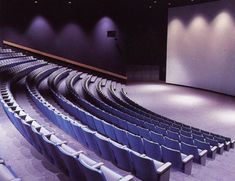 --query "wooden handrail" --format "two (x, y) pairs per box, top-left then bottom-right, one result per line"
(3, 40), (127, 80)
